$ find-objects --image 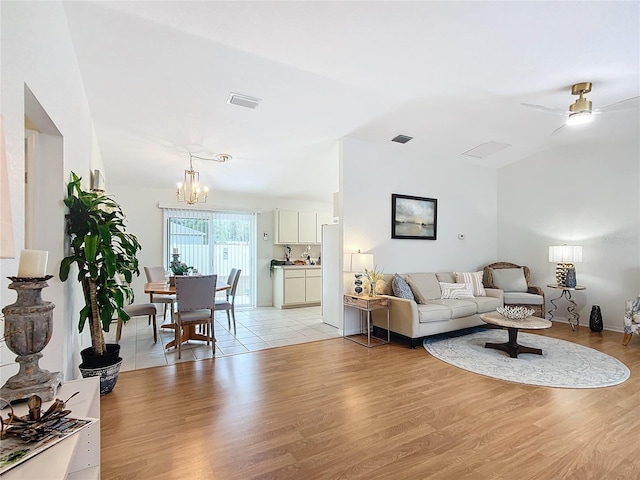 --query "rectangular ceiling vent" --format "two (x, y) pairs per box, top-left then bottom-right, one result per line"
(462, 141), (511, 159)
(227, 92), (261, 109)
(391, 135), (413, 144)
